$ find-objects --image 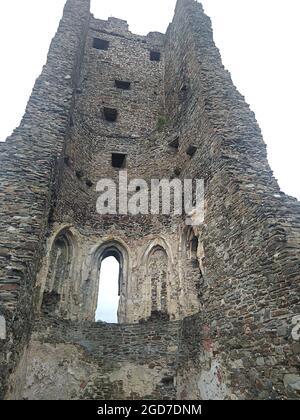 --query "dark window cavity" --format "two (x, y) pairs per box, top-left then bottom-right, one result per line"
(112, 153), (126, 169)
(186, 145), (197, 157)
(169, 137), (179, 149)
(115, 80), (131, 90)
(104, 107), (118, 122)
(93, 38), (109, 50)
(150, 51), (161, 62)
